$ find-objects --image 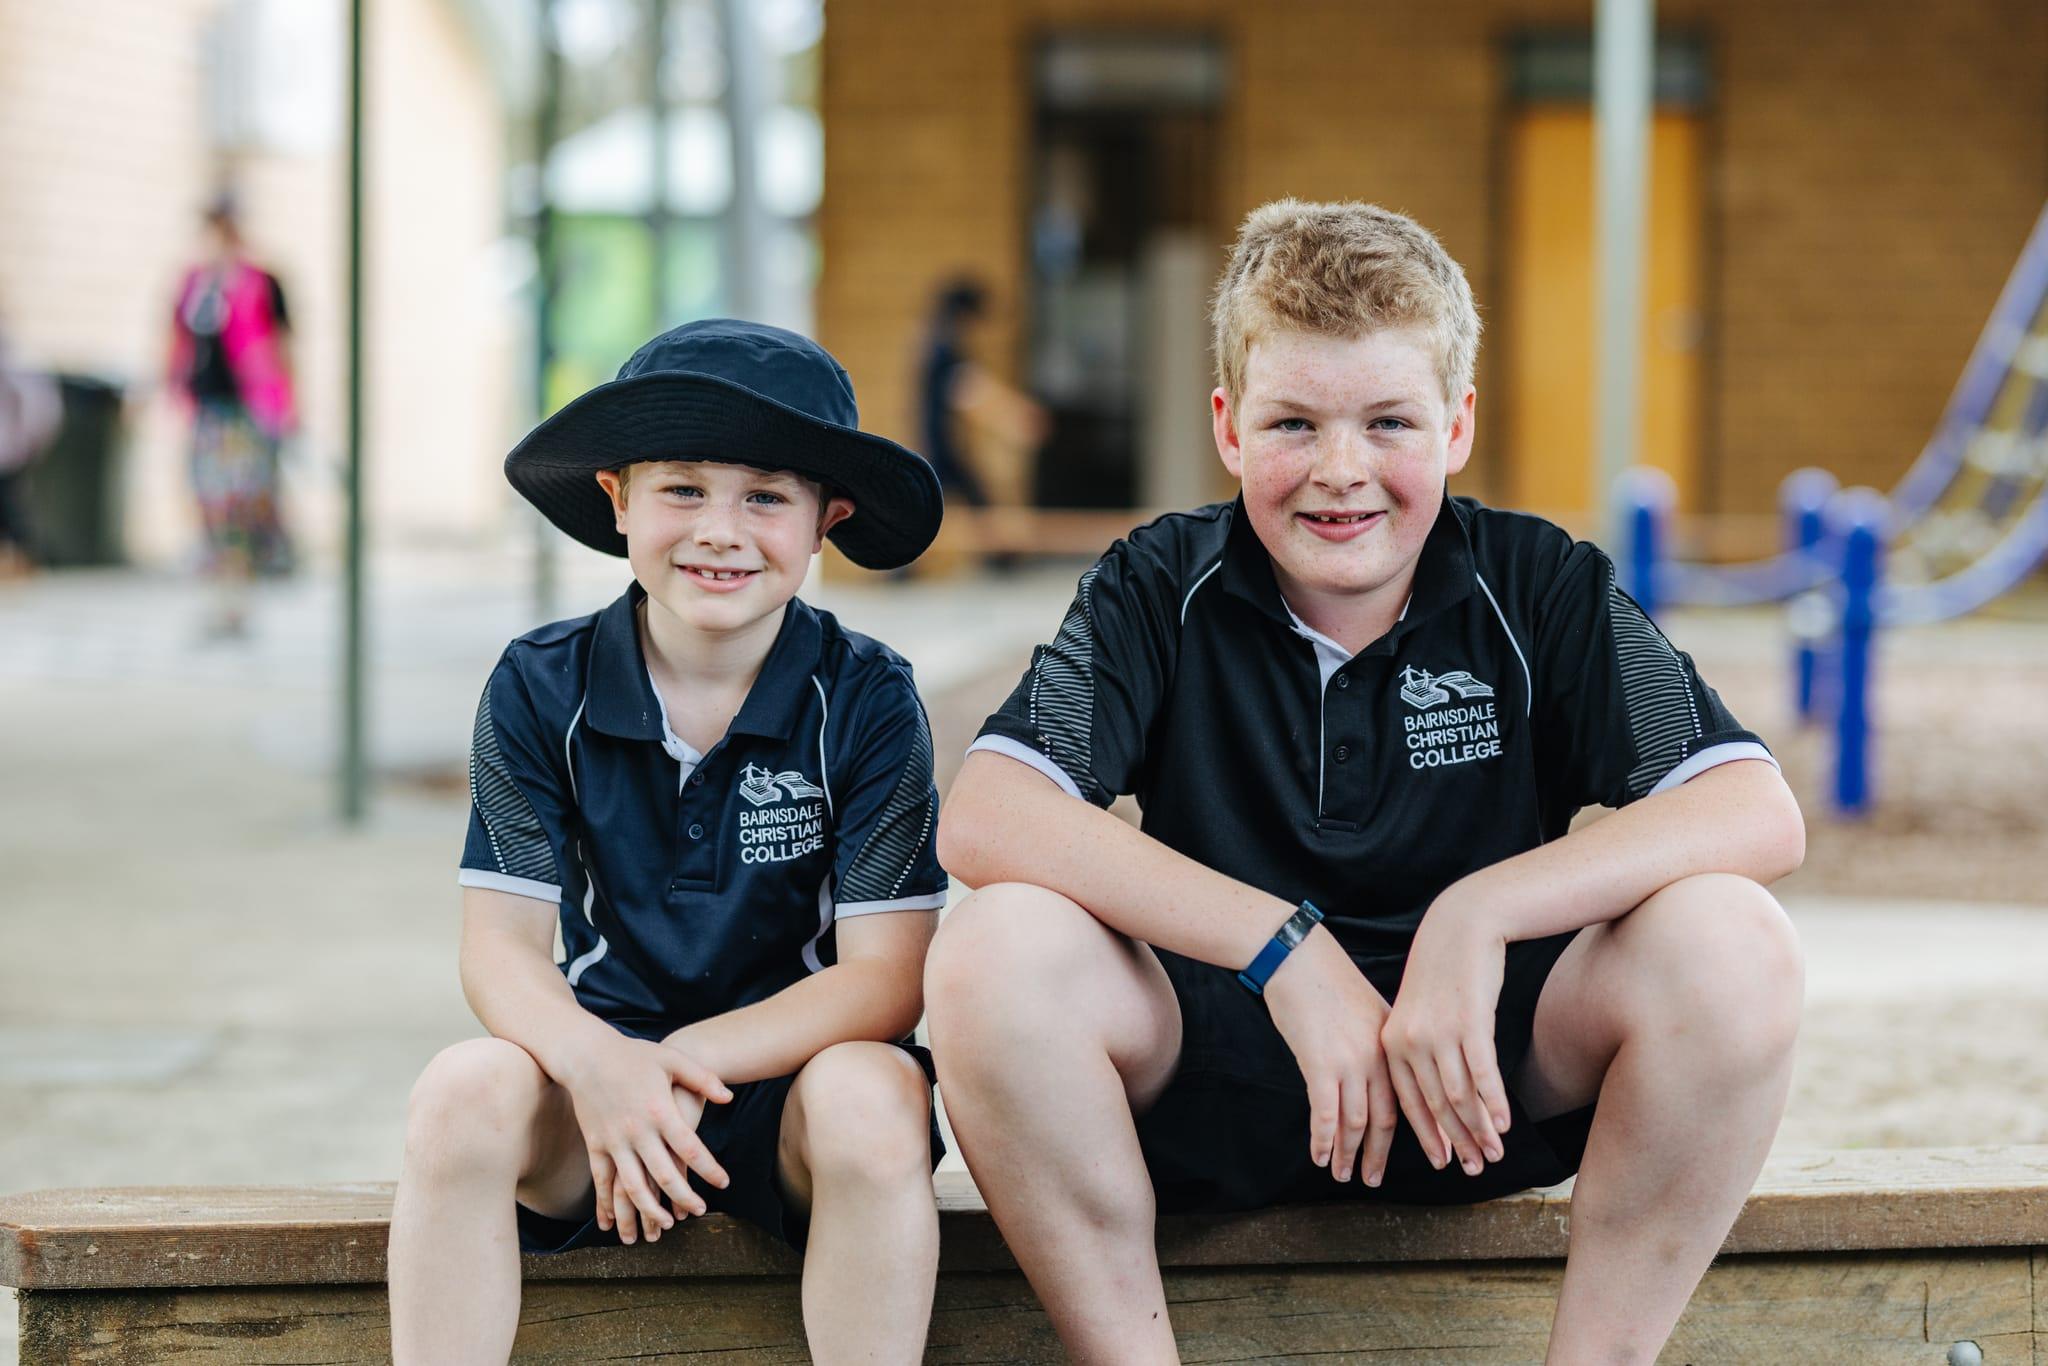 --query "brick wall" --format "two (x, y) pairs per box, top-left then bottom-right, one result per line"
(818, 0), (2048, 519)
